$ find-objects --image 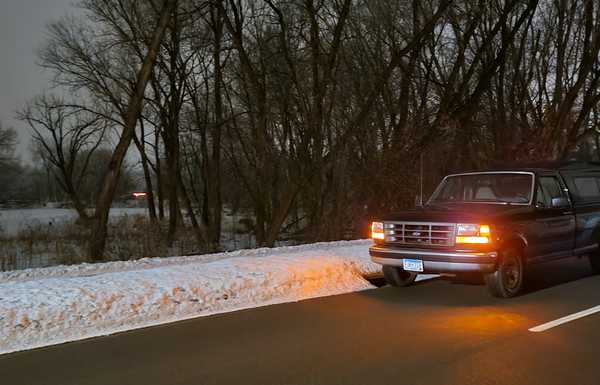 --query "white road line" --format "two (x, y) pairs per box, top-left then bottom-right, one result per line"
(529, 305), (600, 332)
